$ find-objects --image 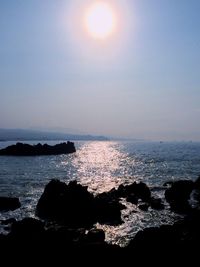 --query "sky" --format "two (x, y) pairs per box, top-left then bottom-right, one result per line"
(0, 0), (200, 140)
